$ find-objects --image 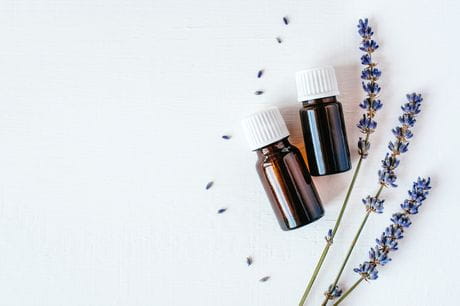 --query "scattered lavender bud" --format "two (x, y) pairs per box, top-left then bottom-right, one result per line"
(259, 276), (270, 282)
(257, 70), (264, 78)
(283, 16), (289, 25)
(205, 181), (214, 190)
(217, 208), (227, 214)
(254, 90), (264, 95)
(246, 256), (253, 266)
(276, 37), (282, 43)
(222, 135), (231, 140)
